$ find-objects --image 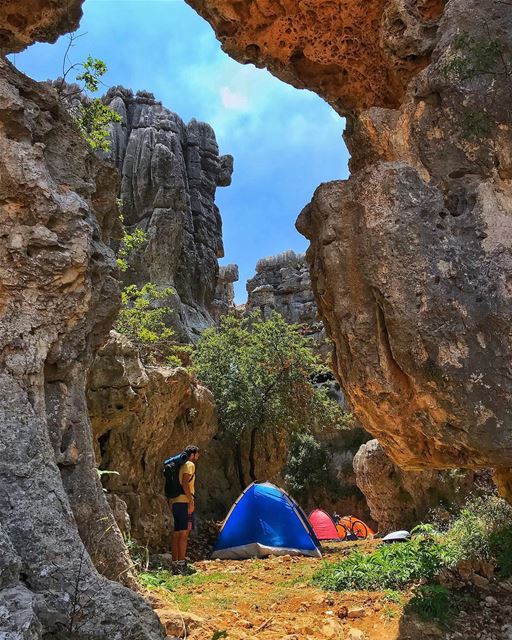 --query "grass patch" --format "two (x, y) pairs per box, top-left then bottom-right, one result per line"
(382, 606), (397, 621)
(382, 589), (403, 604)
(139, 570), (230, 591)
